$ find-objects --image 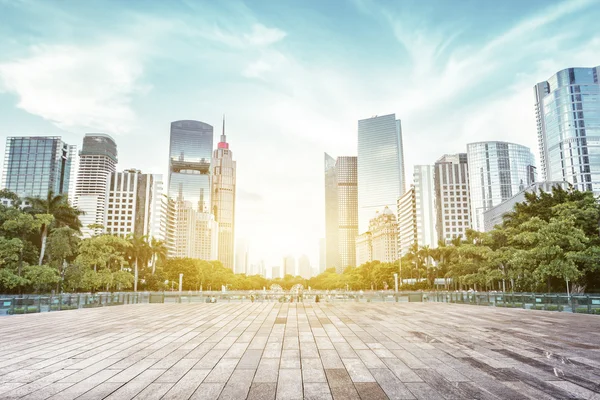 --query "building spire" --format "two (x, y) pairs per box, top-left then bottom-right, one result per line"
(218, 114), (229, 149)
